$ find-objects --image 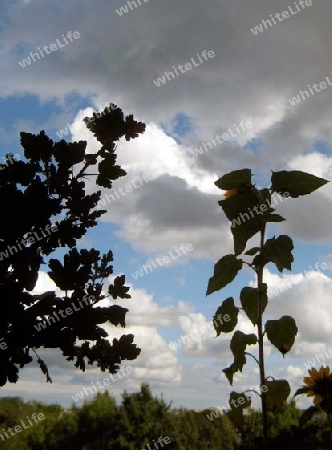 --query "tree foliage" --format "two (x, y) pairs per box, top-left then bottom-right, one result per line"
(0, 103), (144, 386)
(0, 386), (240, 450)
(0, 387), (330, 449)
